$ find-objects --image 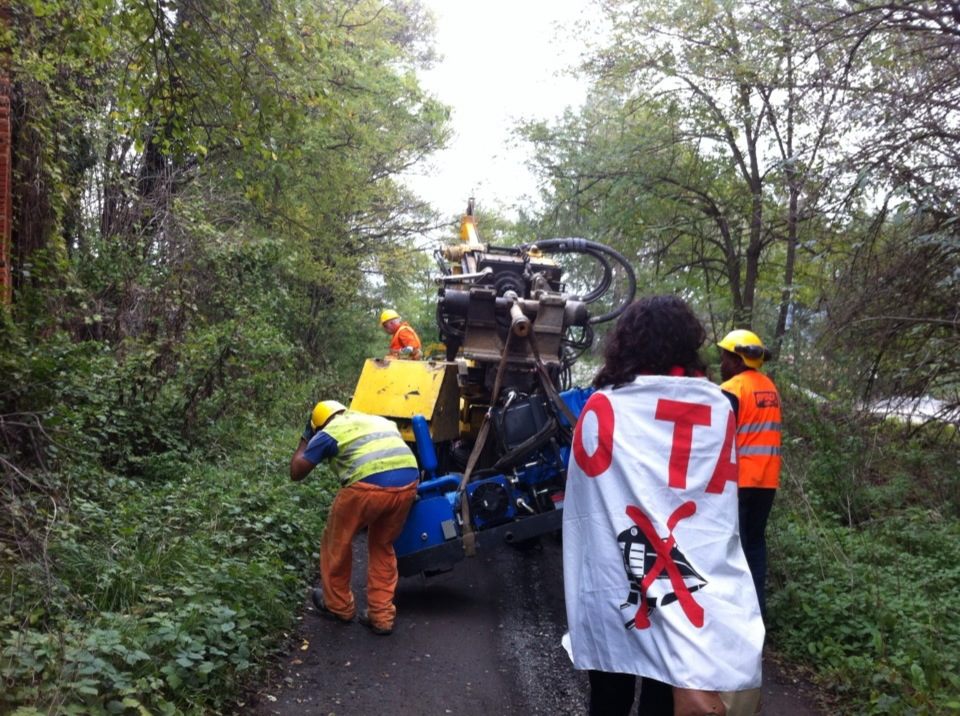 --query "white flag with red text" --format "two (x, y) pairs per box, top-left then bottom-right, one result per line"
(562, 376), (764, 690)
